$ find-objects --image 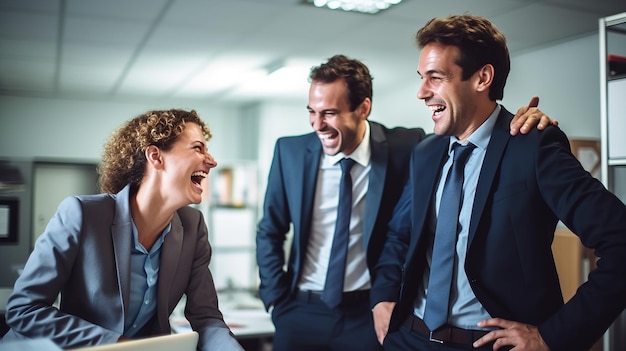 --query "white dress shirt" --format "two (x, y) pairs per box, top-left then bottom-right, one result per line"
(299, 122), (372, 292)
